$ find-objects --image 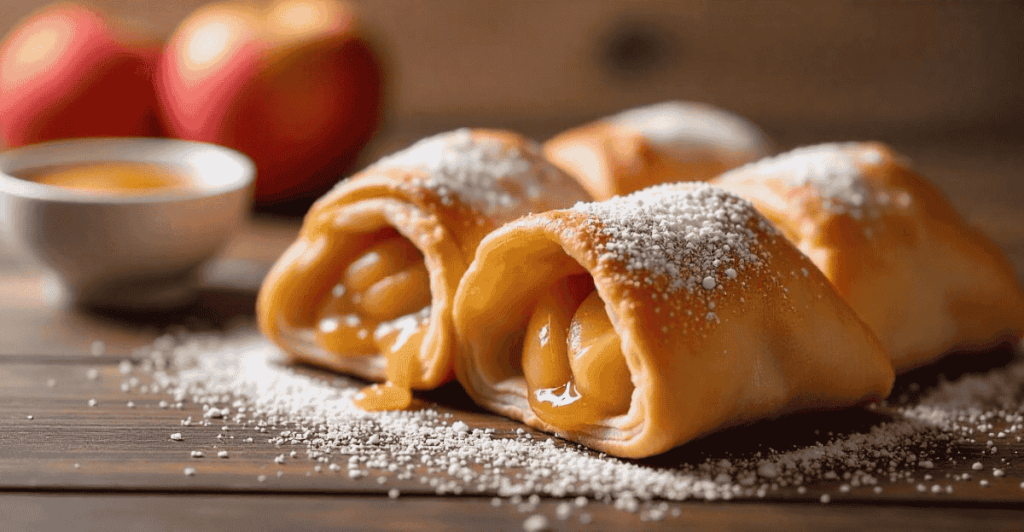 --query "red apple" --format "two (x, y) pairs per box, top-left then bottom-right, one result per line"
(0, 2), (162, 148)
(156, 0), (383, 205)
